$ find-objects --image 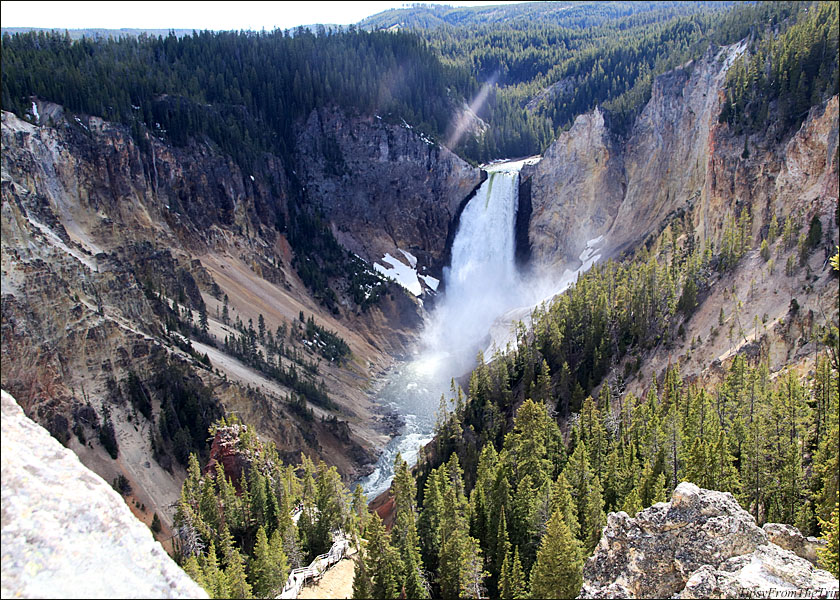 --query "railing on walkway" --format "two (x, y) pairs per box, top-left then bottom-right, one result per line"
(277, 531), (350, 599)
